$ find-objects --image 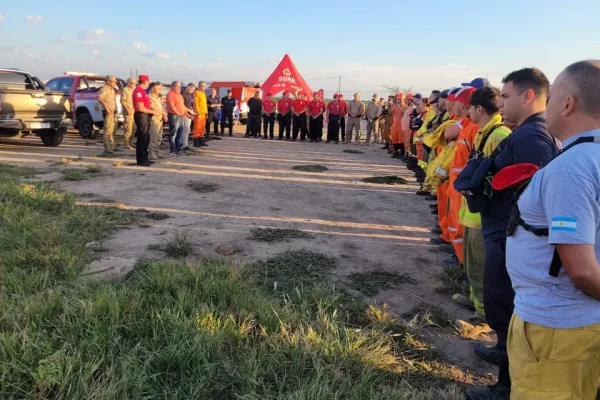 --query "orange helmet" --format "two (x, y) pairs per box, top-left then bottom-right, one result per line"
(405, 94), (415, 100)
(396, 93), (404, 100)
